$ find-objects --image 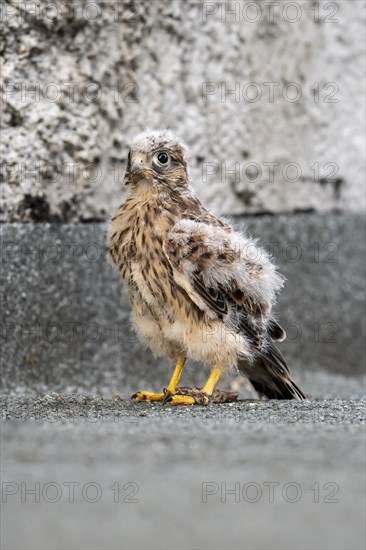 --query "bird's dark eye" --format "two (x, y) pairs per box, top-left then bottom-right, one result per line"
(157, 152), (169, 164)
(154, 151), (170, 167)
